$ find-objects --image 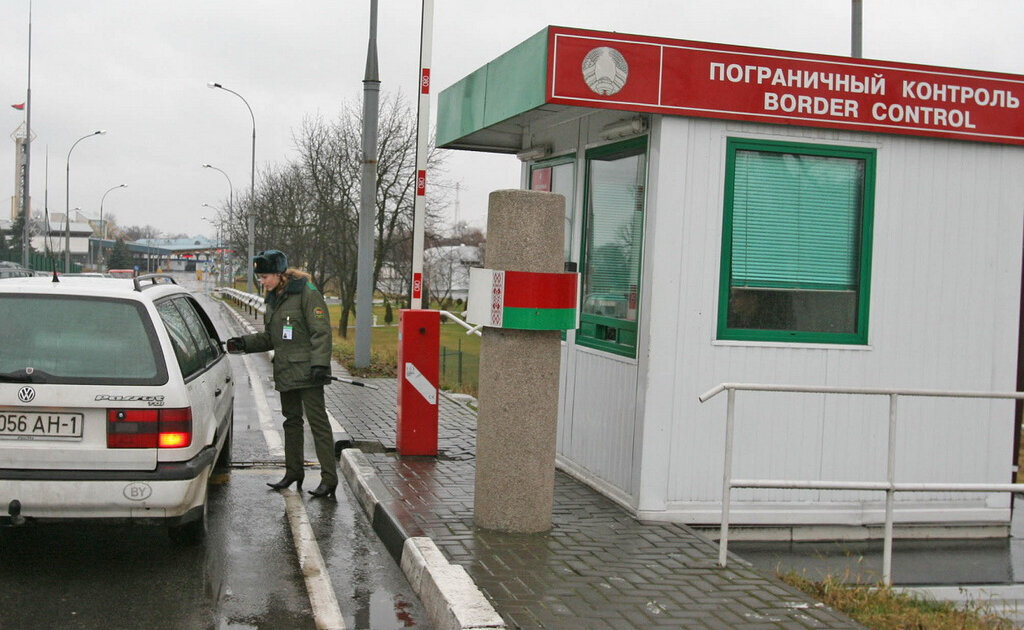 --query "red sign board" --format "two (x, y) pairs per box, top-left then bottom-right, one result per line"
(530, 166), (552, 192)
(548, 27), (1024, 146)
(416, 169), (427, 196)
(412, 272), (422, 299)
